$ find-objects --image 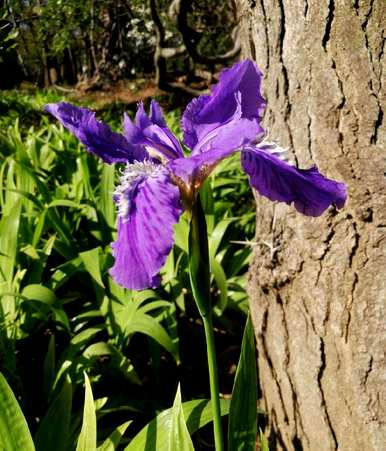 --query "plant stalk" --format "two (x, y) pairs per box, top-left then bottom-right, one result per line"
(202, 312), (224, 451)
(188, 194), (224, 451)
